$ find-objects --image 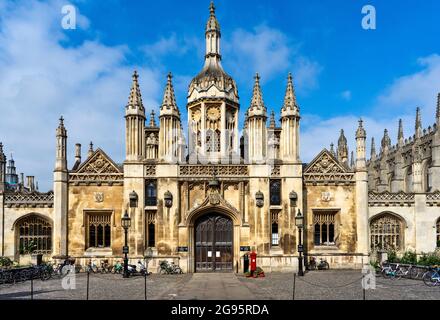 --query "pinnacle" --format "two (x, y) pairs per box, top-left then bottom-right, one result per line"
(282, 72), (299, 114)
(128, 70), (144, 110)
(249, 73), (266, 113)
